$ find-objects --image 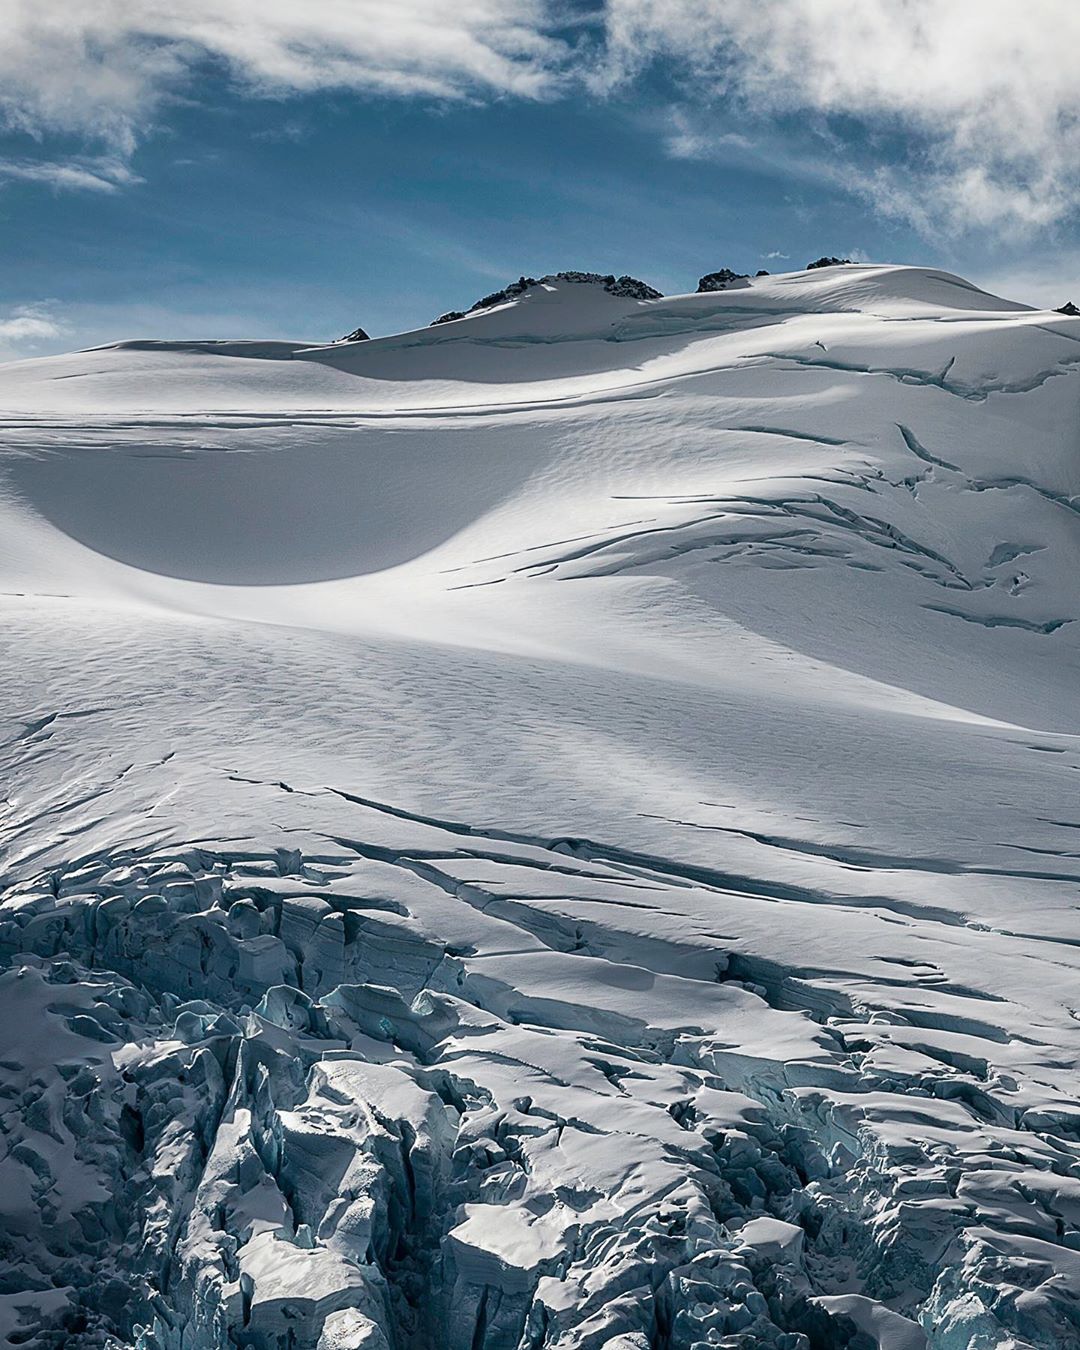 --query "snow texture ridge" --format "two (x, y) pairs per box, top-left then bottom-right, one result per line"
(0, 263), (1078, 1350)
